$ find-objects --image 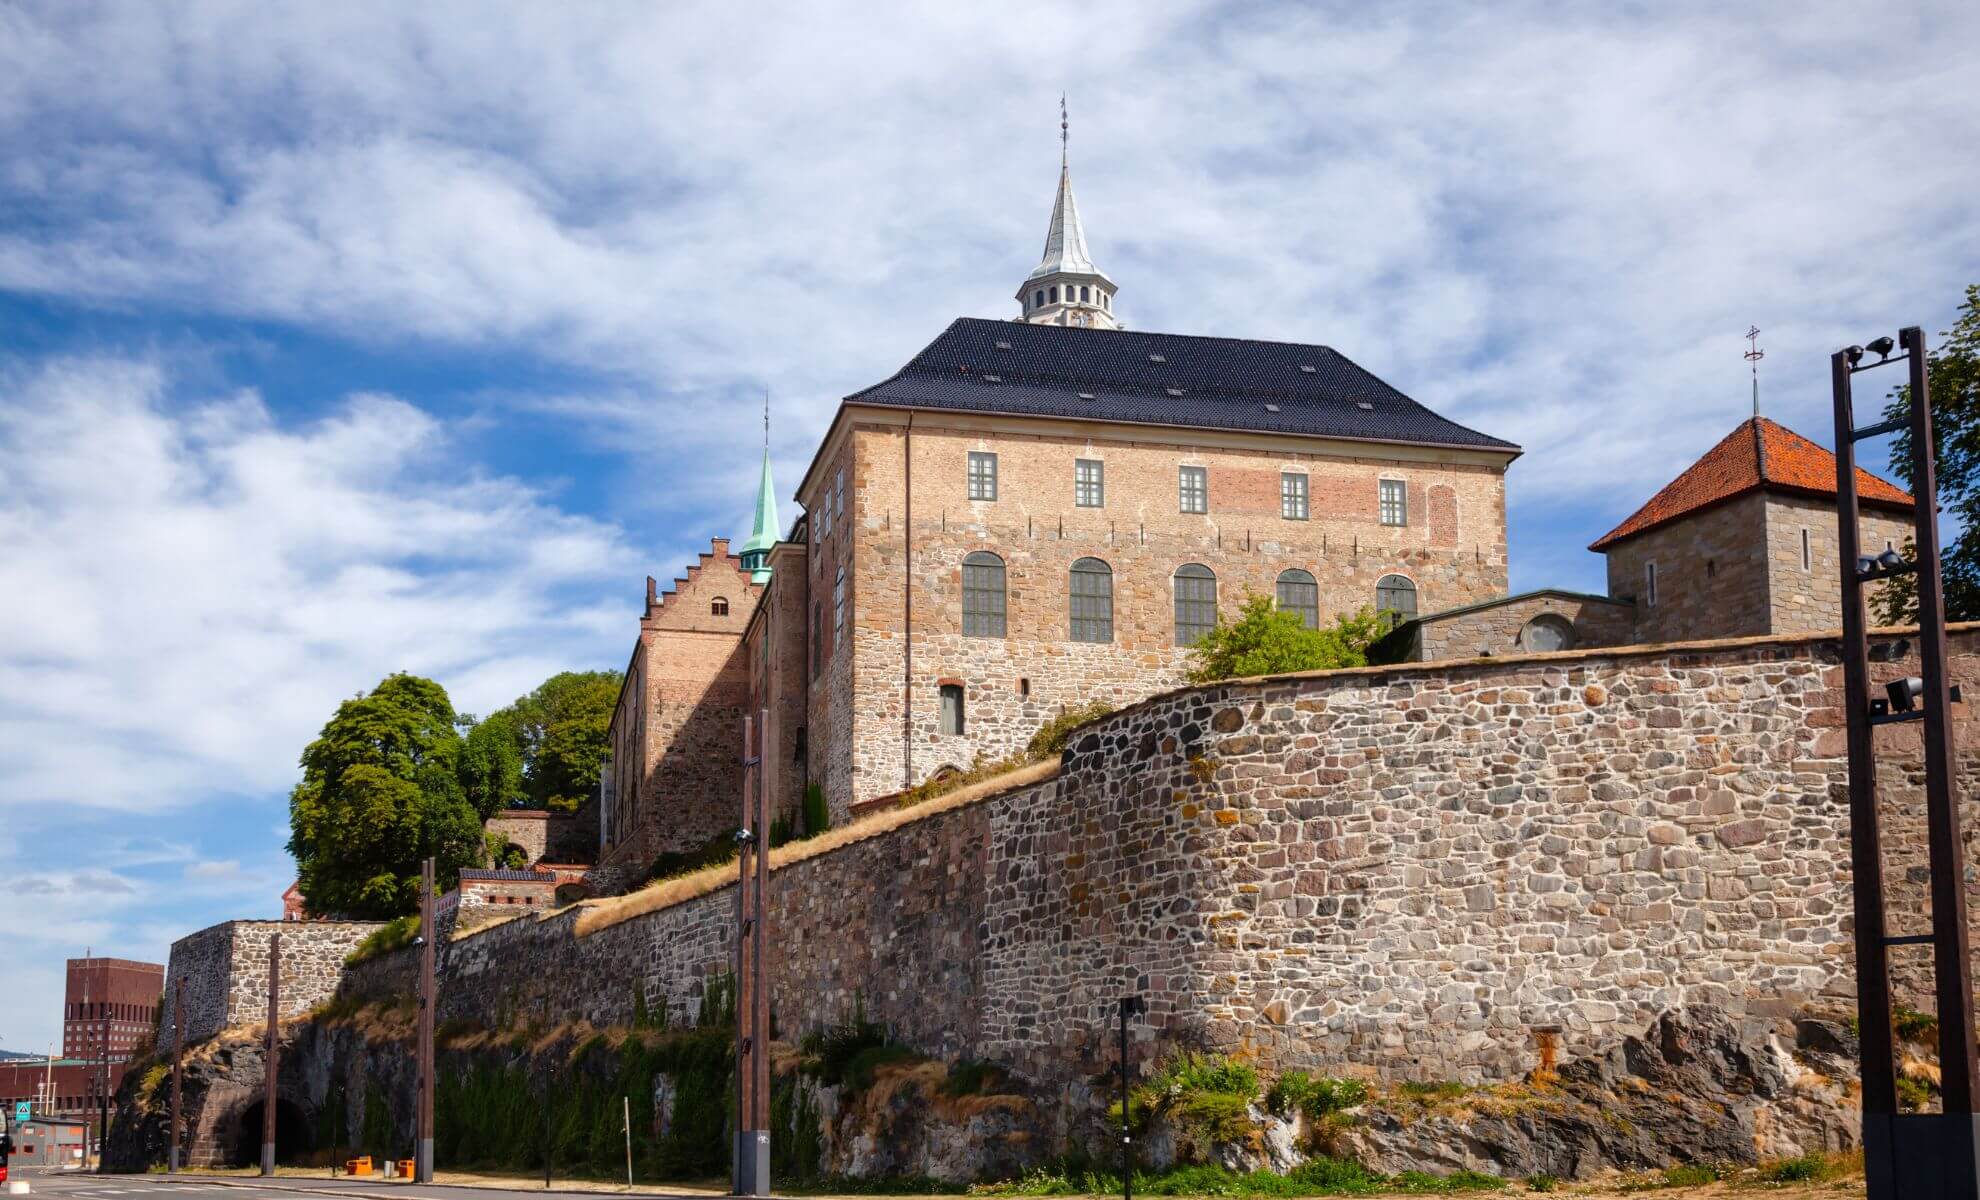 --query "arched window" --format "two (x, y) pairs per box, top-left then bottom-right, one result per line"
(1070, 557), (1114, 643)
(962, 551), (1007, 637)
(1079, 285), (1090, 302)
(1375, 574), (1418, 626)
(1174, 564), (1218, 646)
(711, 597), (729, 616)
(1034, 289), (1044, 308)
(1520, 614), (1575, 653)
(1275, 569), (1319, 629)
(1050, 285), (1060, 304)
